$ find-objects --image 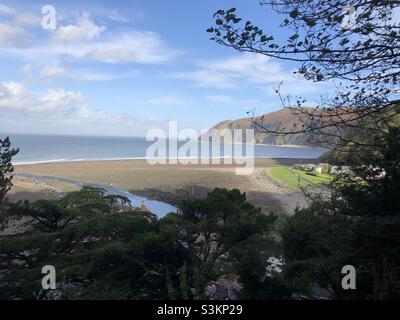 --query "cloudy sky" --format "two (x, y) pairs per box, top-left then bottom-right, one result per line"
(0, 0), (330, 137)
